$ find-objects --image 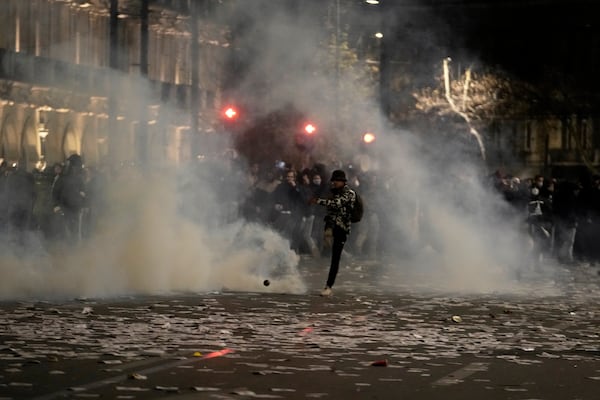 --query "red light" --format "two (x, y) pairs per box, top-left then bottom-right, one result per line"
(363, 132), (376, 144)
(223, 106), (238, 120)
(304, 123), (316, 135)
